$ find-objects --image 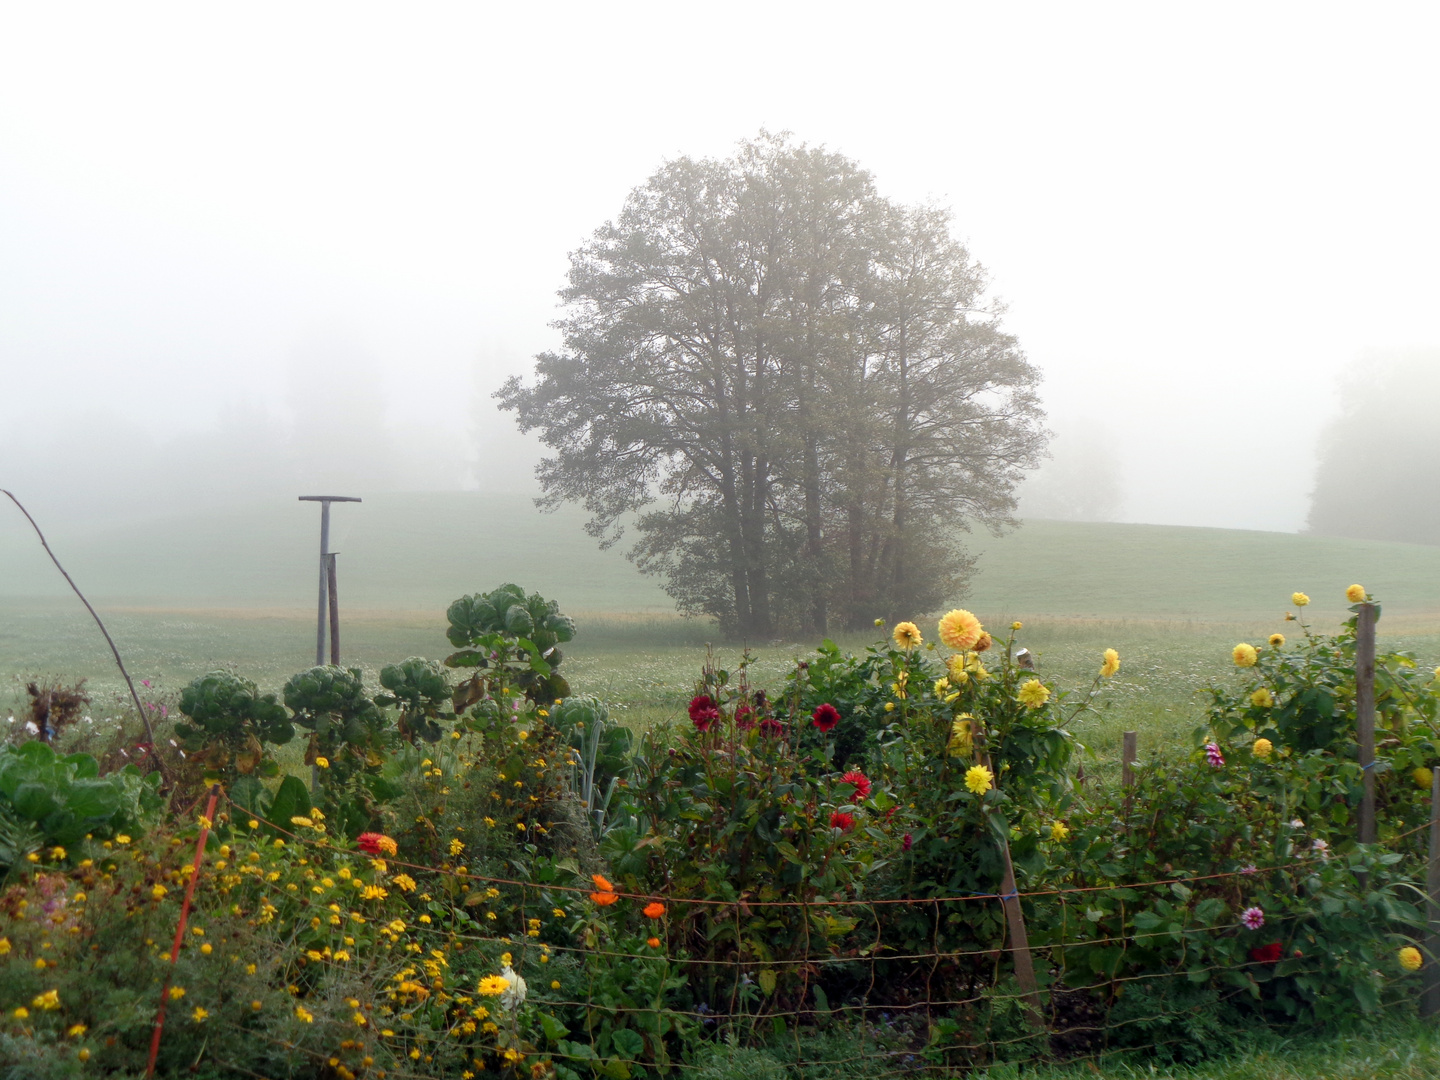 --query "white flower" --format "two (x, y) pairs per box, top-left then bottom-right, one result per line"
(1311, 838), (1330, 859)
(1290, 819), (1305, 830)
(499, 965), (527, 1011)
